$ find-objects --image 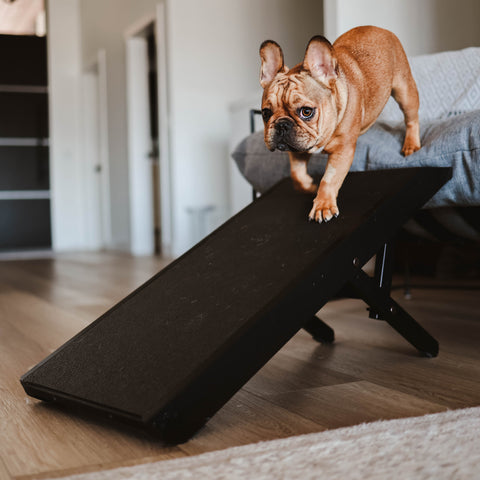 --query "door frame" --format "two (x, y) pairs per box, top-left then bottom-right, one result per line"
(124, 3), (172, 256)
